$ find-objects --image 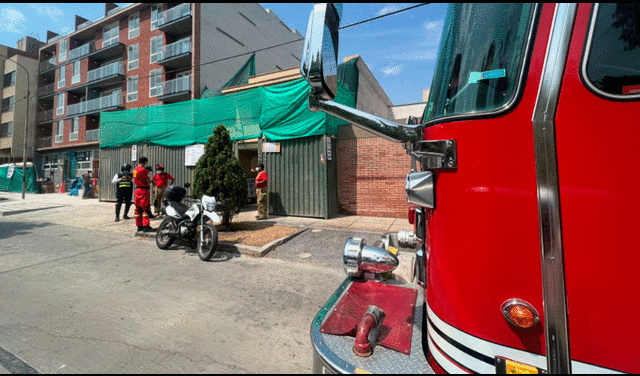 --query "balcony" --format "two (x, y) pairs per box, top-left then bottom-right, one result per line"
(37, 110), (54, 124)
(37, 83), (55, 98)
(69, 41), (96, 61)
(39, 57), (57, 73)
(158, 3), (192, 37)
(67, 91), (123, 117)
(86, 129), (99, 142)
(36, 137), (53, 149)
(68, 62), (124, 94)
(157, 37), (191, 69)
(158, 75), (191, 103)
